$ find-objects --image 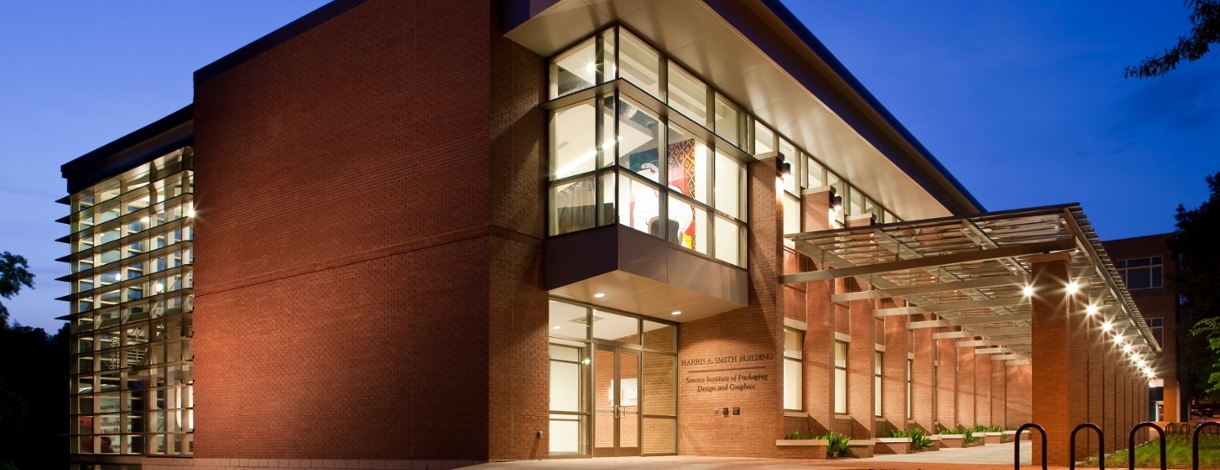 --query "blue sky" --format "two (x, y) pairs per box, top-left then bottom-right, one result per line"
(1, 1), (1216, 331)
